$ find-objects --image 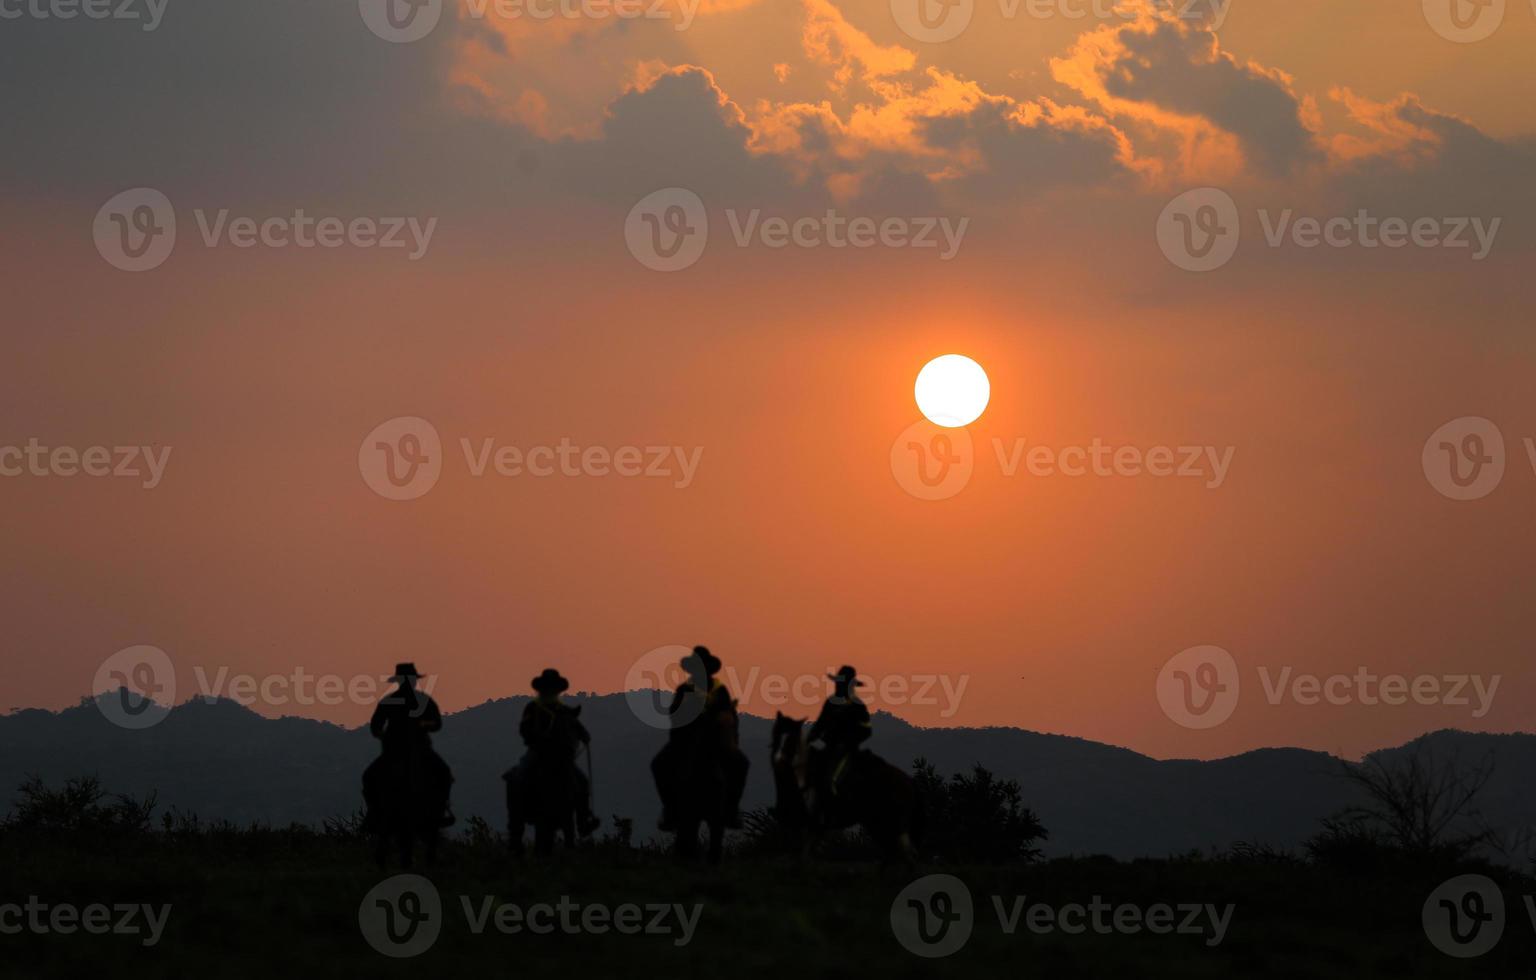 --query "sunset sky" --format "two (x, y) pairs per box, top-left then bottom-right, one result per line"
(2, 0), (1534, 761)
